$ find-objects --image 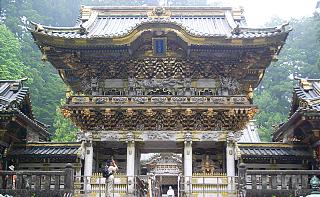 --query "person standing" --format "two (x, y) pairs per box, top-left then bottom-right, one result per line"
(105, 159), (118, 197)
(167, 186), (174, 197)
